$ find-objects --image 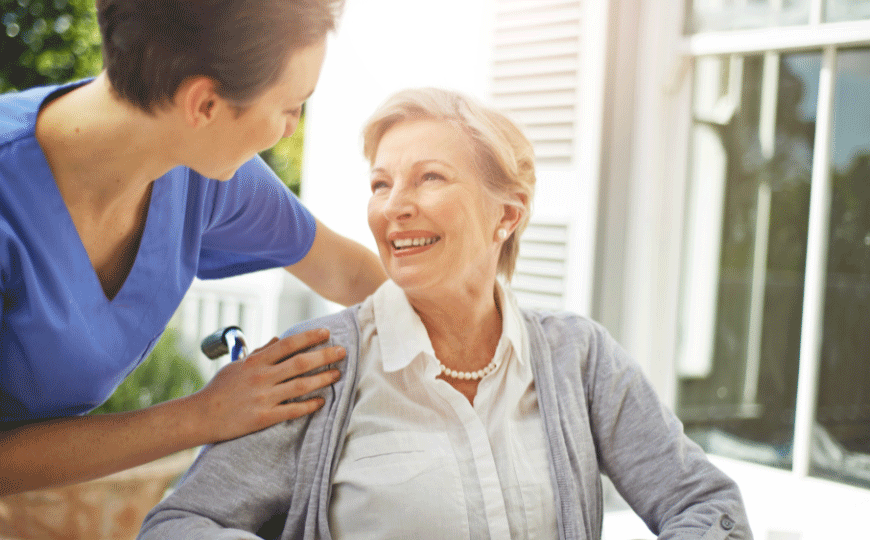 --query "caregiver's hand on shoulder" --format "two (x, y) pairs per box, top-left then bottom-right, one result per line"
(193, 328), (344, 442)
